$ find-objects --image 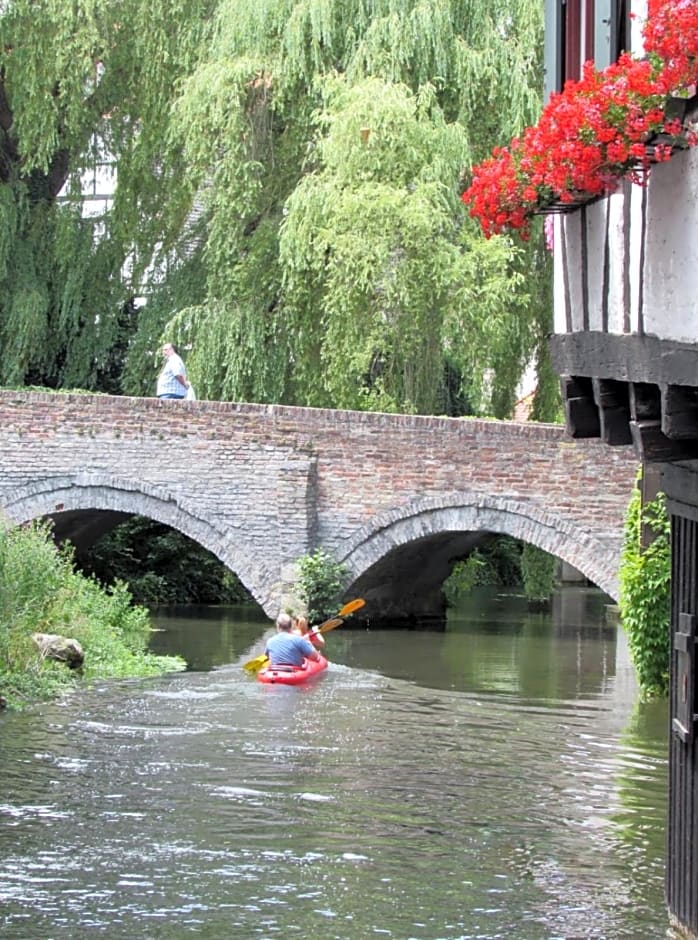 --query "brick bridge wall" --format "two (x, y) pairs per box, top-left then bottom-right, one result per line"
(0, 391), (639, 621)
